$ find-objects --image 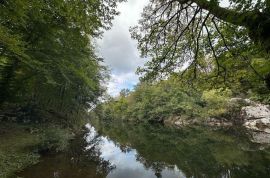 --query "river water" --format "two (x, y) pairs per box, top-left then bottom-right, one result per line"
(19, 120), (270, 178)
